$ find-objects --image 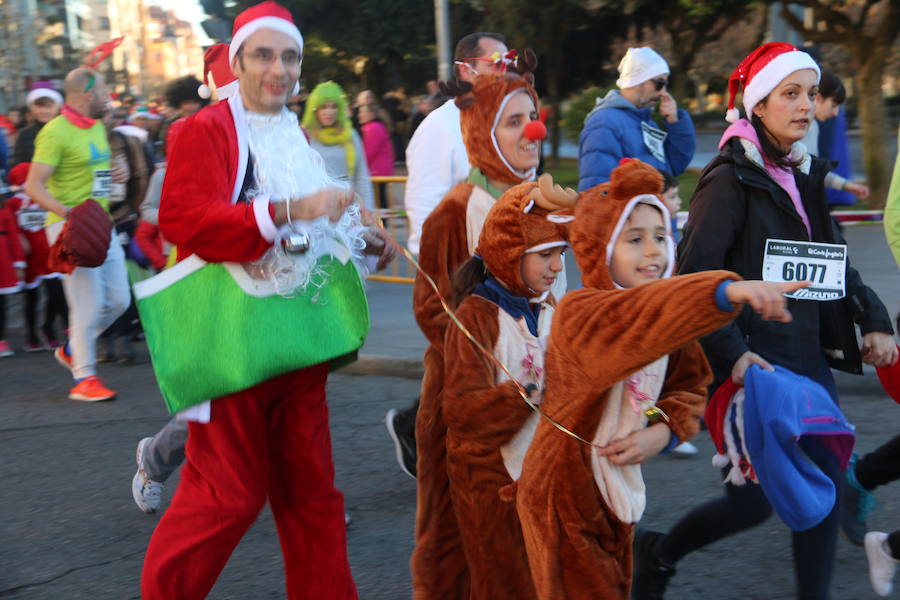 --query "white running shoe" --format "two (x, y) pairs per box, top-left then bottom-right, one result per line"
(133, 437), (164, 514)
(671, 441), (699, 457)
(866, 531), (898, 596)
